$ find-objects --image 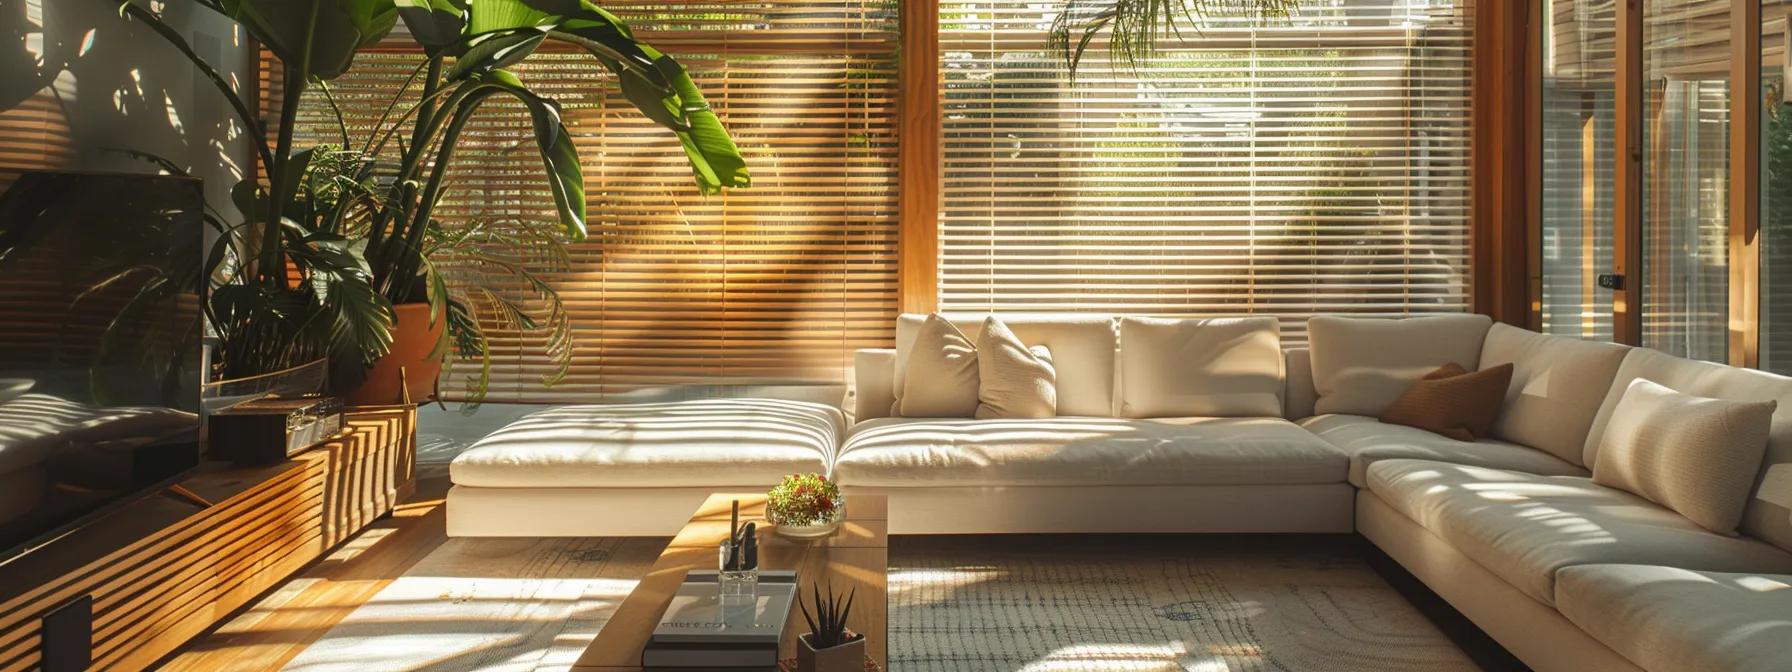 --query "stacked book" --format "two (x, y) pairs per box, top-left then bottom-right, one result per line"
(642, 571), (797, 670)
